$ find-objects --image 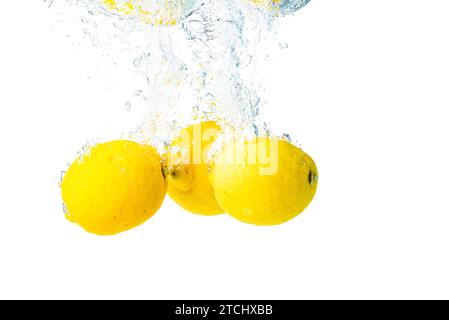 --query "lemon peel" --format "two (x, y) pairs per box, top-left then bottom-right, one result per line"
(61, 140), (167, 235)
(210, 137), (318, 225)
(167, 121), (225, 215)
